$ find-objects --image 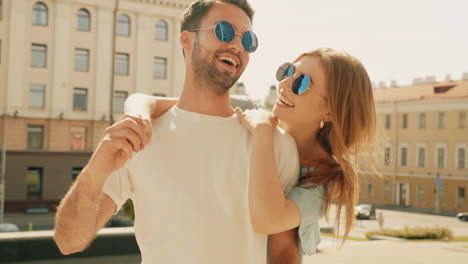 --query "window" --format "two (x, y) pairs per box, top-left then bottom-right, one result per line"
(27, 125), (44, 150)
(436, 145), (446, 169)
(72, 167), (83, 181)
(26, 167), (43, 200)
(113, 91), (128, 112)
(459, 112), (466, 128)
(438, 112), (445, 129)
(74, 48), (89, 72)
(367, 182), (373, 196)
(457, 147), (466, 169)
(31, 44), (47, 67)
(402, 113), (408, 129)
(32, 2), (48, 26)
(385, 114), (391, 129)
(384, 146), (391, 166)
(73, 88), (88, 111)
(77, 8), (90, 31)
(417, 145), (426, 168)
(29, 84), (45, 108)
(457, 187), (465, 208)
(70, 127), (87, 151)
(416, 184), (425, 203)
(116, 14), (130, 36)
(419, 113), (426, 129)
(155, 19), (168, 41)
(400, 146), (408, 166)
(115, 53), (129, 75)
(154, 57), (167, 79)
(383, 181), (390, 200)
